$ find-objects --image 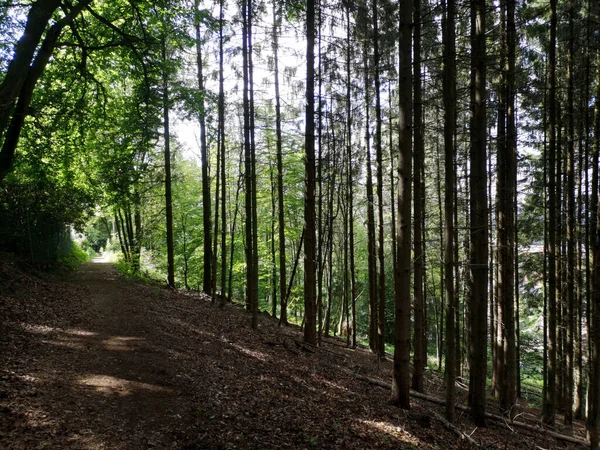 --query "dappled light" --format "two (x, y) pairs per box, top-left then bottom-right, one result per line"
(358, 419), (422, 446)
(78, 374), (172, 397)
(230, 342), (268, 361)
(102, 336), (142, 352)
